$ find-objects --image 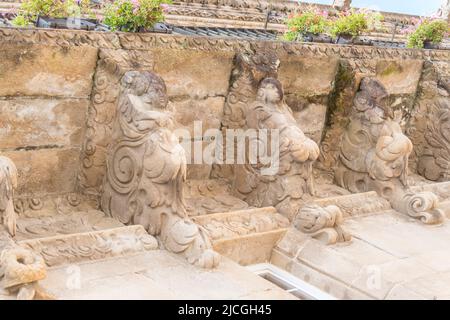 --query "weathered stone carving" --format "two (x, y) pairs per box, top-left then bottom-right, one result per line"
(21, 225), (158, 267)
(335, 78), (445, 224)
(0, 27), (447, 63)
(391, 191), (444, 225)
(101, 70), (220, 268)
(216, 52), (321, 221)
(294, 204), (351, 245)
(313, 191), (391, 218)
(0, 245), (52, 300)
(192, 207), (289, 265)
(416, 79), (450, 182)
(184, 180), (250, 216)
(222, 51), (280, 129)
(0, 156), (17, 237)
(233, 75), (320, 221)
